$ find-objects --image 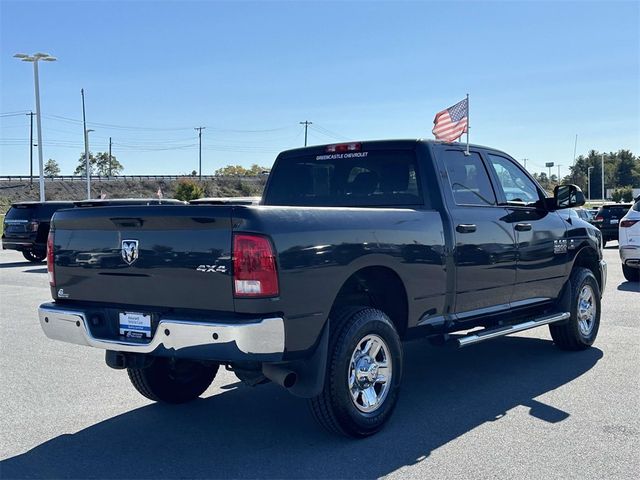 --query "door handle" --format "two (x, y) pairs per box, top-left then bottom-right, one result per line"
(515, 223), (532, 232)
(456, 224), (477, 233)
